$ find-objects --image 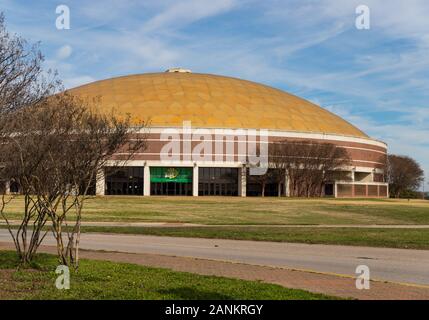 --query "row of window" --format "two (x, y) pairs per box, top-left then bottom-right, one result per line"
(198, 183), (238, 196)
(199, 167), (238, 182)
(151, 182), (192, 196)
